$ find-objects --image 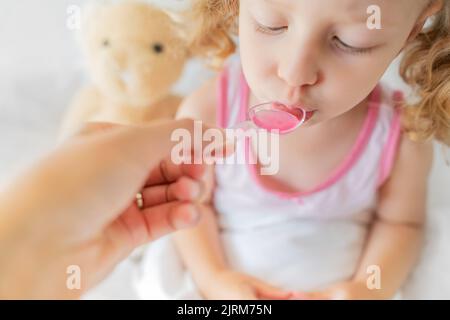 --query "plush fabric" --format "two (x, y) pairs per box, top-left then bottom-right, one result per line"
(59, 1), (189, 138)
